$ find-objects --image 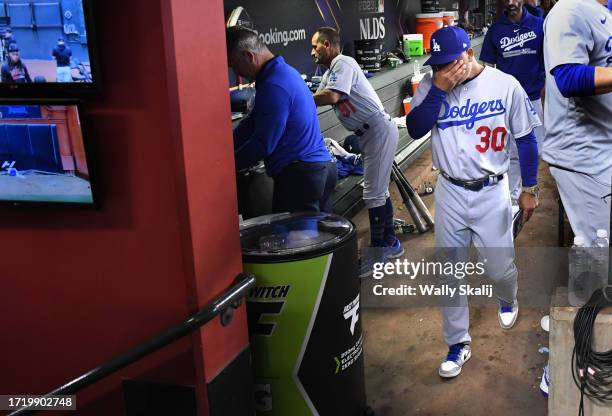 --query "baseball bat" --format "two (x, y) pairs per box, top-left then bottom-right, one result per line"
(393, 163), (435, 229)
(391, 169), (429, 234)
